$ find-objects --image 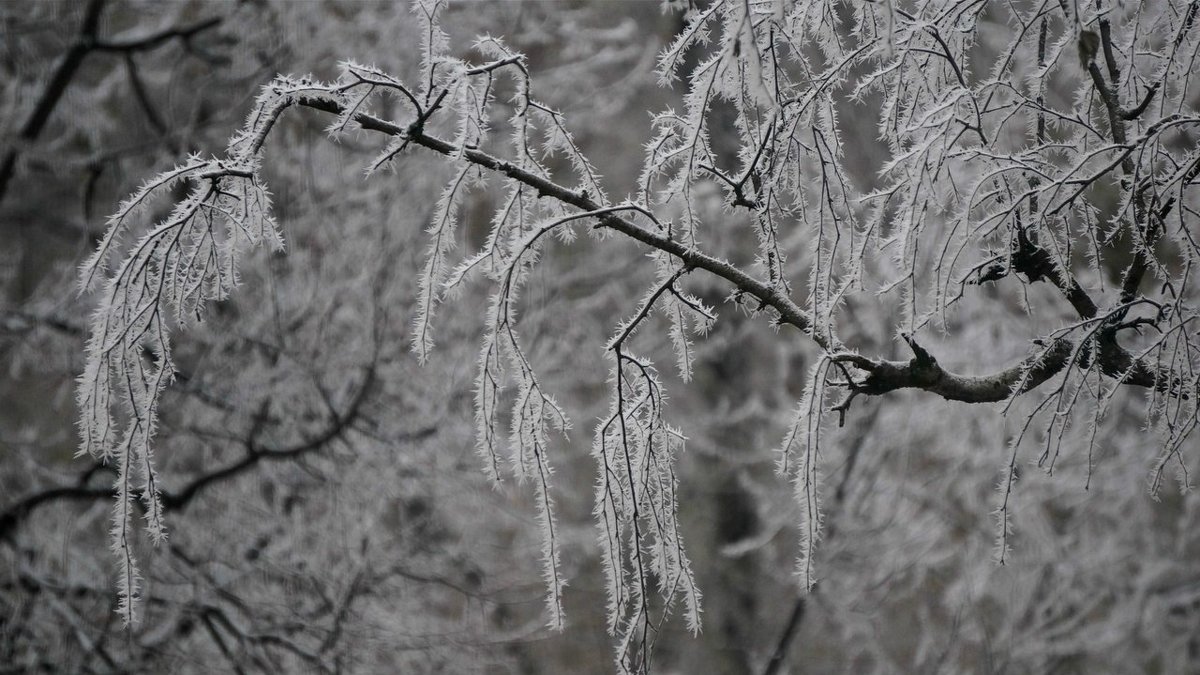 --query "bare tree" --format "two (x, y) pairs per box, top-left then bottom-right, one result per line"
(3, 3), (558, 672)
(7, 0), (1200, 672)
